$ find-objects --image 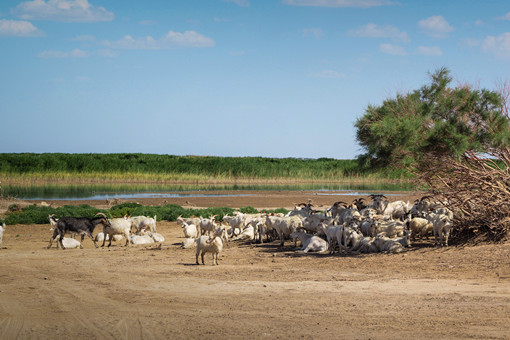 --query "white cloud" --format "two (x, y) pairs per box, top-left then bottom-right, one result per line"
(104, 30), (215, 50)
(229, 50), (245, 56)
(72, 34), (95, 41)
(96, 49), (117, 57)
(38, 48), (89, 58)
(379, 43), (407, 55)
(139, 20), (157, 26)
(349, 23), (409, 42)
(223, 0), (250, 7)
(497, 12), (510, 21)
(414, 46), (442, 56)
(310, 70), (346, 78)
(418, 15), (454, 38)
(0, 19), (44, 36)
(284, 0), (395, 8)
(12, 0), (114, 22)
(482, 33), (510, 59)
(460, 38), (479, 48)
(302, 28), (323, 38)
